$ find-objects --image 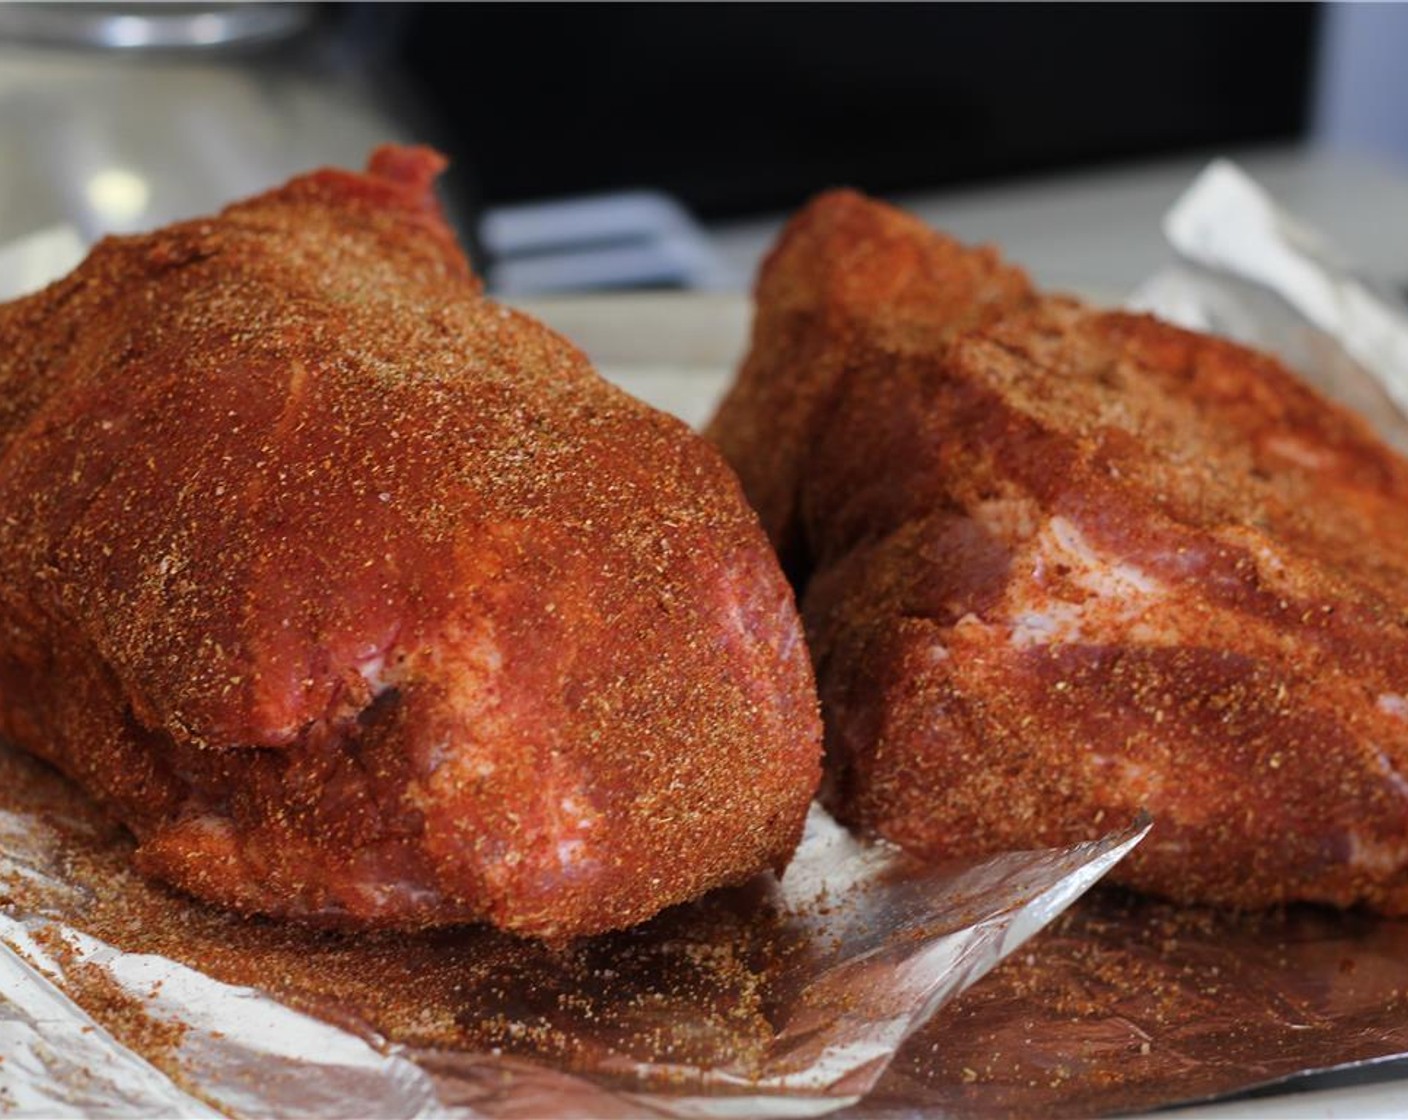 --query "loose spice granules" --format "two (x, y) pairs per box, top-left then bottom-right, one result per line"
(857, 889), (1408, 1118)
(0, 740), (800, 1086)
